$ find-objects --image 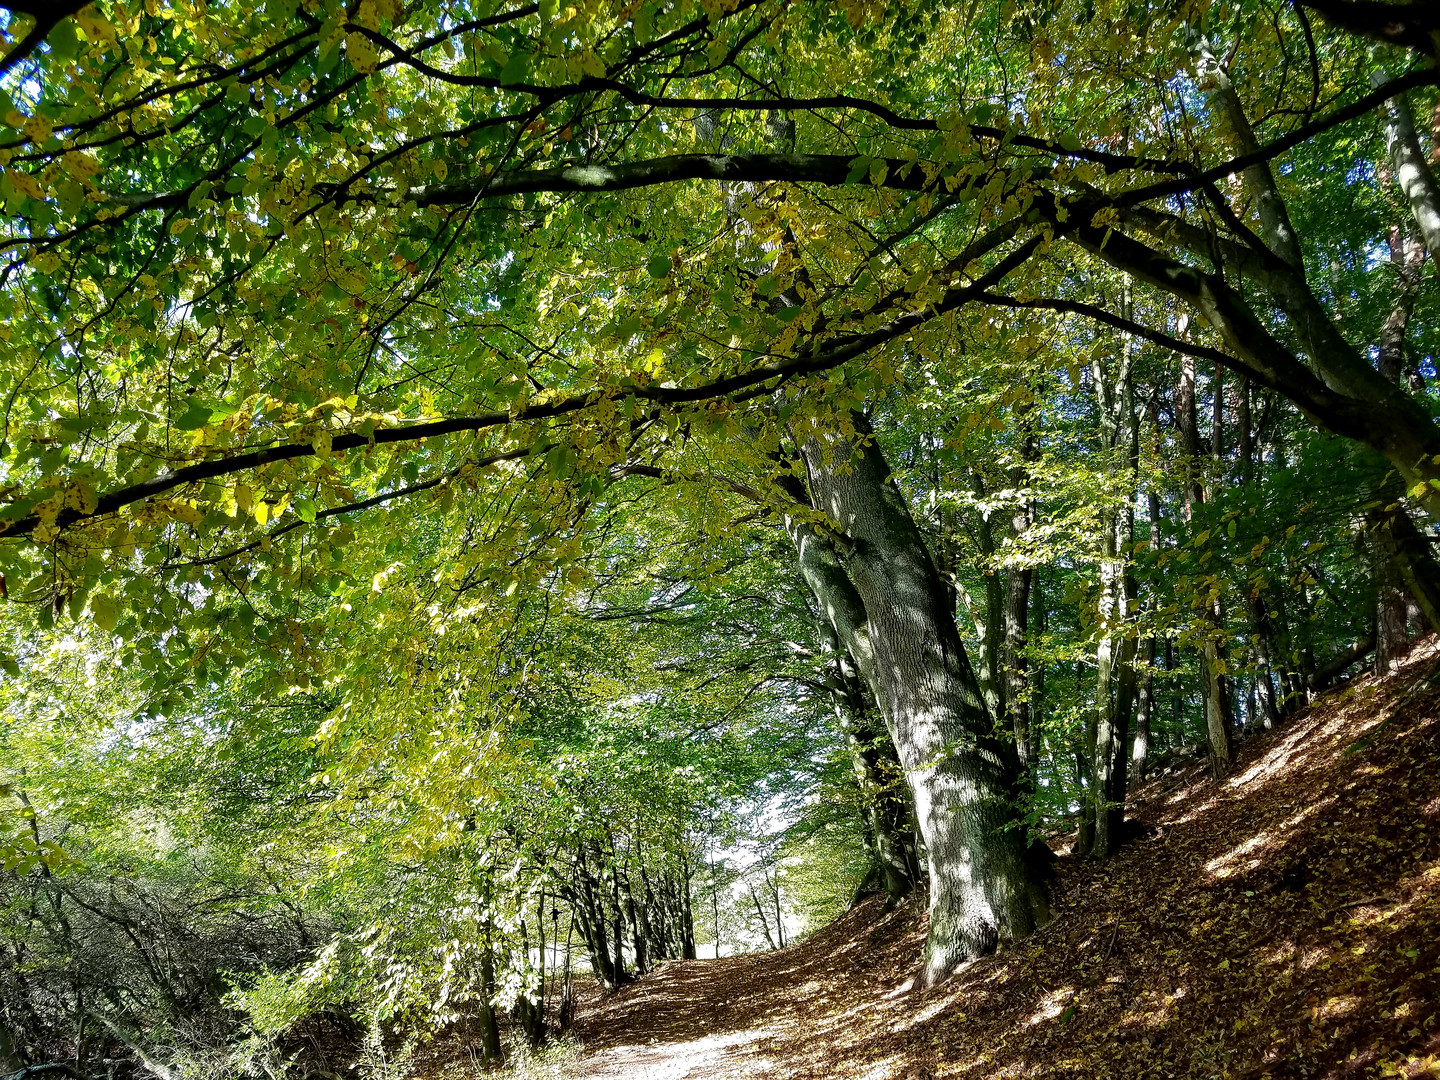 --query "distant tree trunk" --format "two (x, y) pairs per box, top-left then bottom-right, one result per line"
(784, 416), (1050, 987)
(611, 835), (647, 976)
(971, 471), (1007, 723)
(558, 914), (576, 1031)
(1005, 430), (1037, 767)
(711, 858), (722, 958)
(1087, 316), (1141, 859)
(478, 929), (503, 1064)
(1249, 596), (1283, 729)
(1201, 637), (1235, 779)
(1176, 340), (1232, 771)
(1132, 632), (1156, 782)
(749, 887), (777, 951)
(514, 918), (543, 1048)
(1029, 571), (1046, 765)
(679, 847), (696, 960)
(766, 867), (785, 948)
